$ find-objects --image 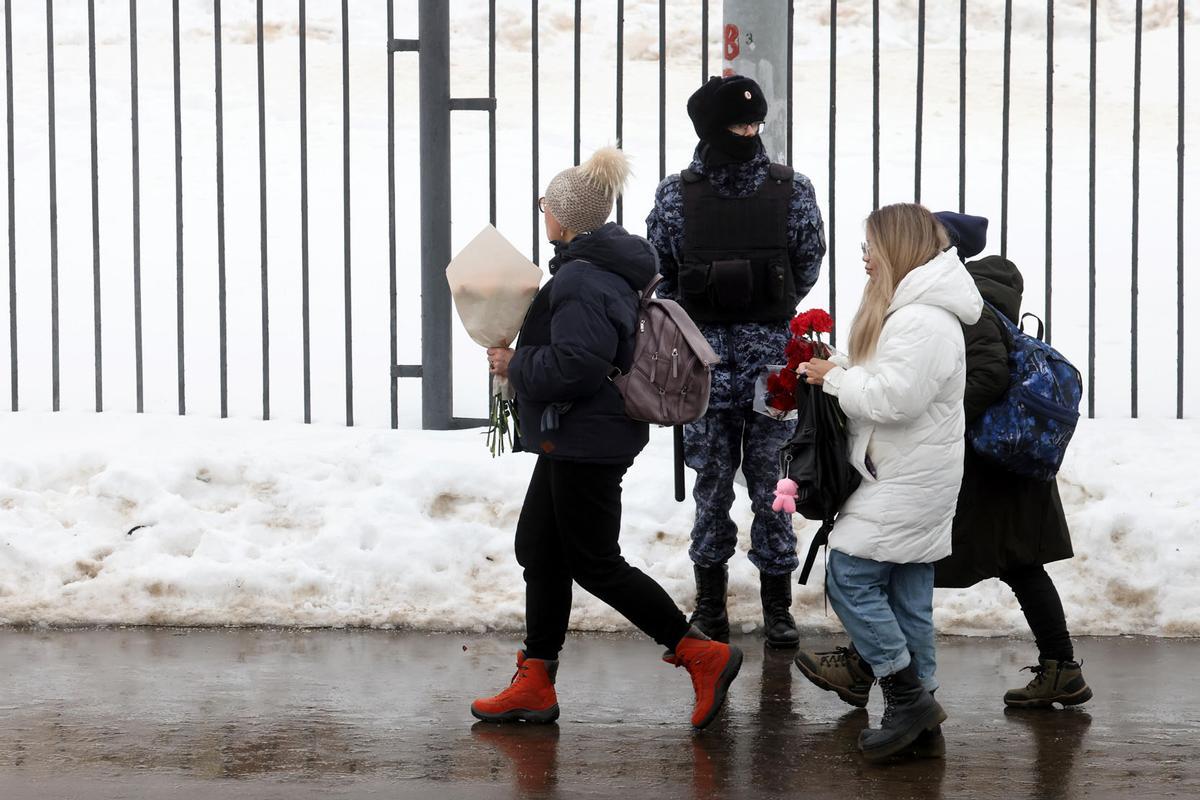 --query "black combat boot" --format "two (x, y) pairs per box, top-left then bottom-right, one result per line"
(858, 662), (947, 762)
(689, 564), (730, 643)
(759, 572), (799, 649)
